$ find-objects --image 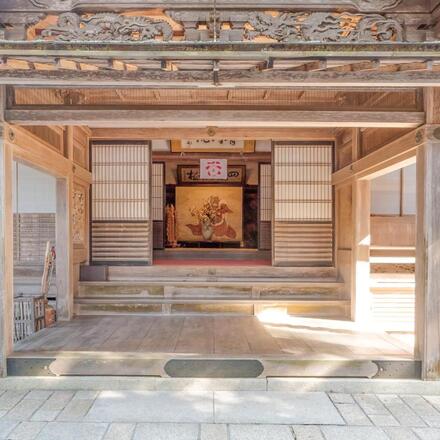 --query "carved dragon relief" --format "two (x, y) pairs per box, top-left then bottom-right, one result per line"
(6, 8), (404, 43)
(245, 11), (403, 43)
(40, 12), (173, 41)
